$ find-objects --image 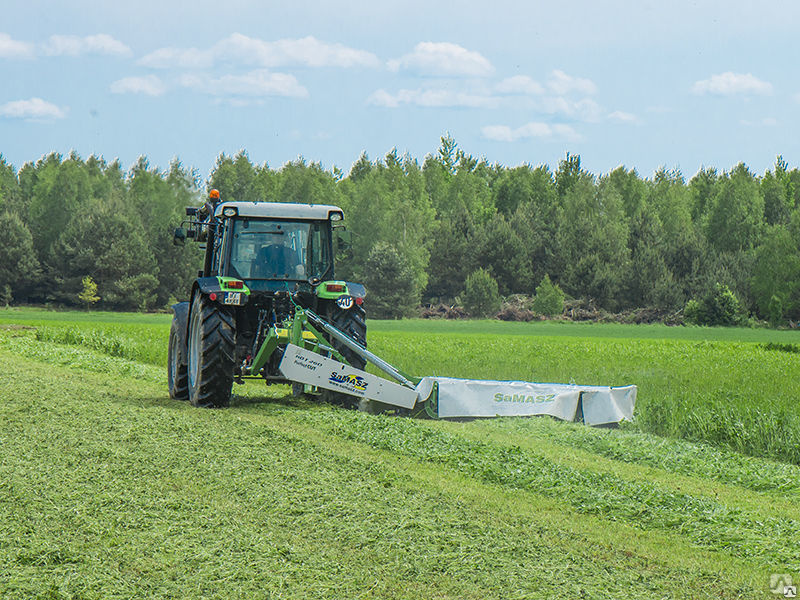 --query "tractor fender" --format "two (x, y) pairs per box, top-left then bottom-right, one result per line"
(170, 301), (190, 364)
(188, 278), (222, 314)
(186, 278), (220, 341)
(345, 282), (366, 300)
(194, 276), (224, 296)
(190, 276), (248, 308)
